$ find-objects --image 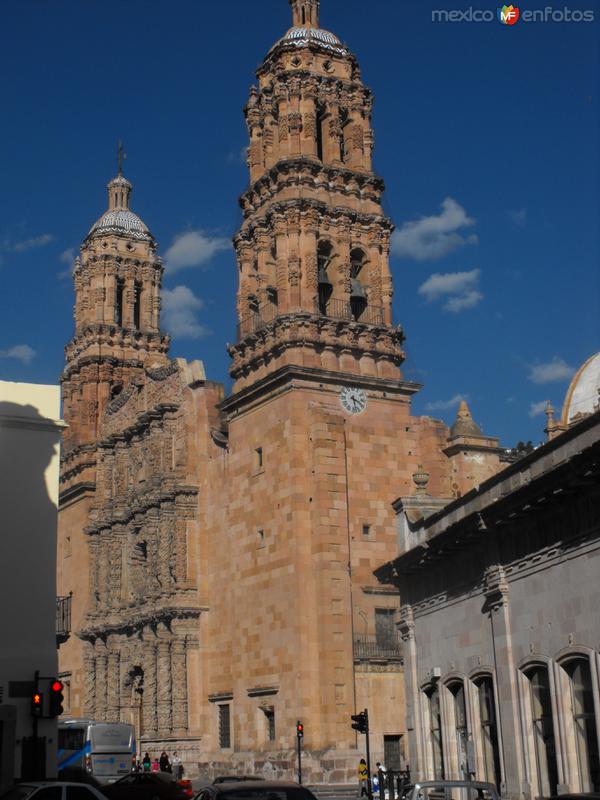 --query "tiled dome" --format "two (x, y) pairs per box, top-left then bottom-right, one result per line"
(88, 209), (151, 242)
(271, 26), (348, 56)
